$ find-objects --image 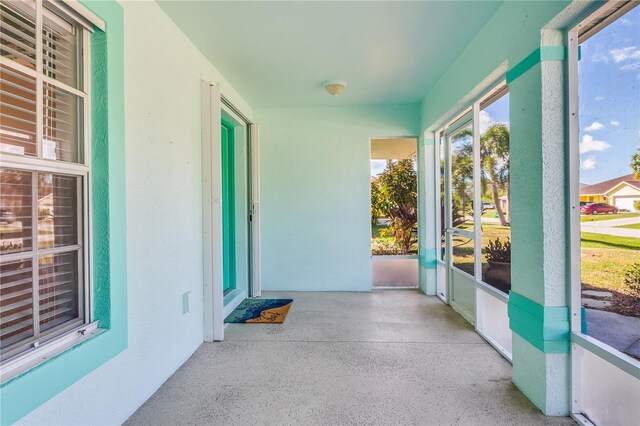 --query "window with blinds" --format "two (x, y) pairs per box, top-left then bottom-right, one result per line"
(0, 0), (89, 363)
